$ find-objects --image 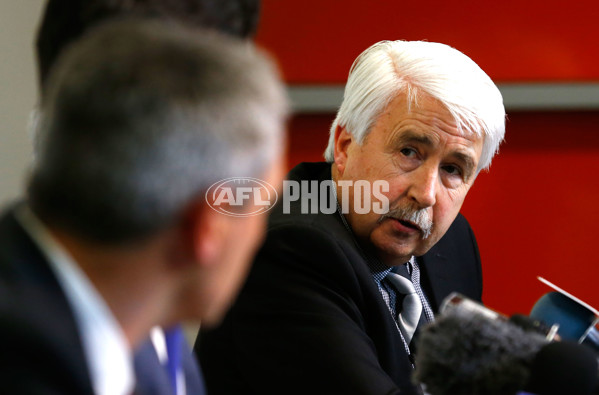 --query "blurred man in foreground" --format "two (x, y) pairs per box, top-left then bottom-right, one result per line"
(197, 40), (505, 394)
(32, 1), (263, 394)
(0, 19), (287, 394)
